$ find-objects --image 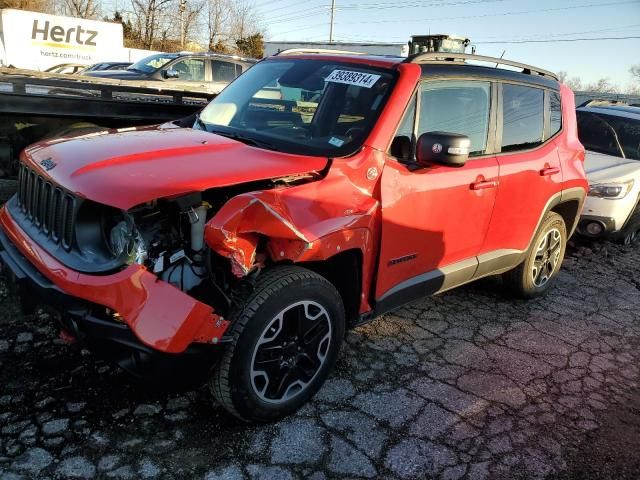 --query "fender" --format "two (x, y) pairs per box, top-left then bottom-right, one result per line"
(204, 150), (385, 313)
